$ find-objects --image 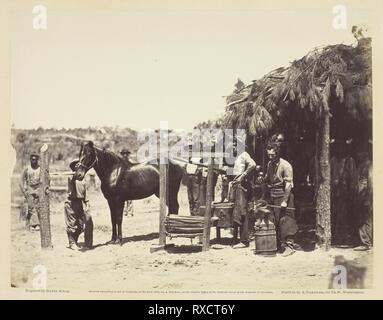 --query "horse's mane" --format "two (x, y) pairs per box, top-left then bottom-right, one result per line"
(90, 143), (183, 168)
(94, 146), (125, 164)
